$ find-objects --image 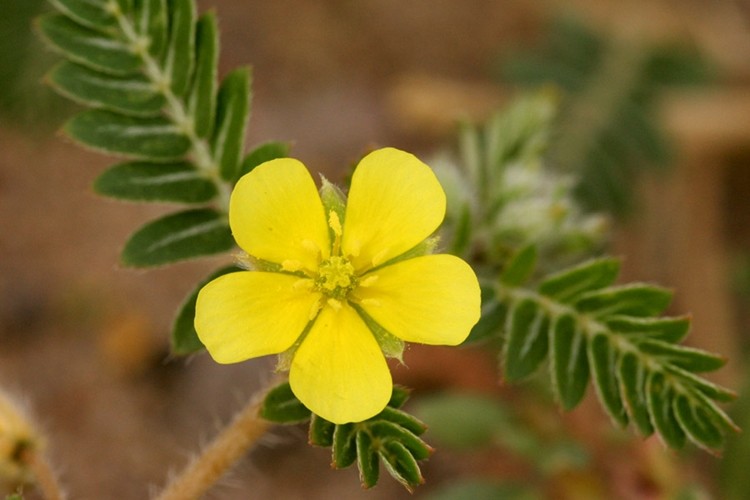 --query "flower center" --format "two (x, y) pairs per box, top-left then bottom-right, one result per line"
(316, 256), (356, 299)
